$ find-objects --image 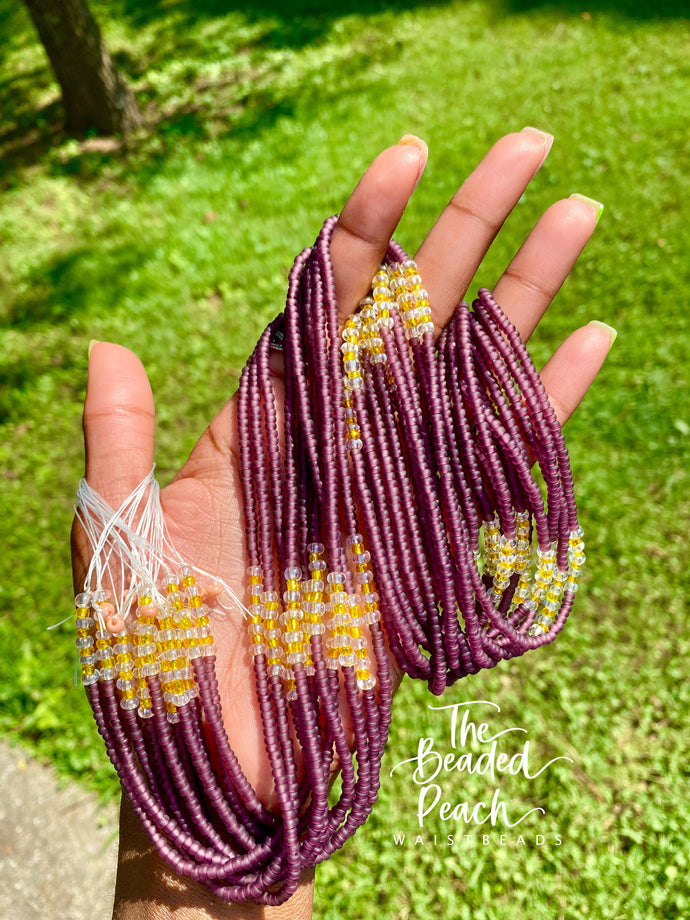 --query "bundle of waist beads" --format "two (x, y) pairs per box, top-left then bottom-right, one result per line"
(73, 215), (585, 904)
